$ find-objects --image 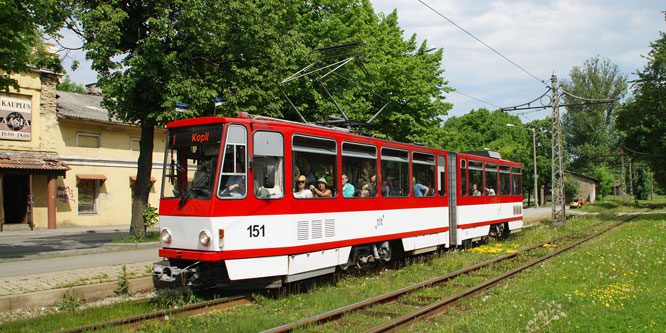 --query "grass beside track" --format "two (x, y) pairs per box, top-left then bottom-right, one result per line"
(2, 196), (664, 331)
